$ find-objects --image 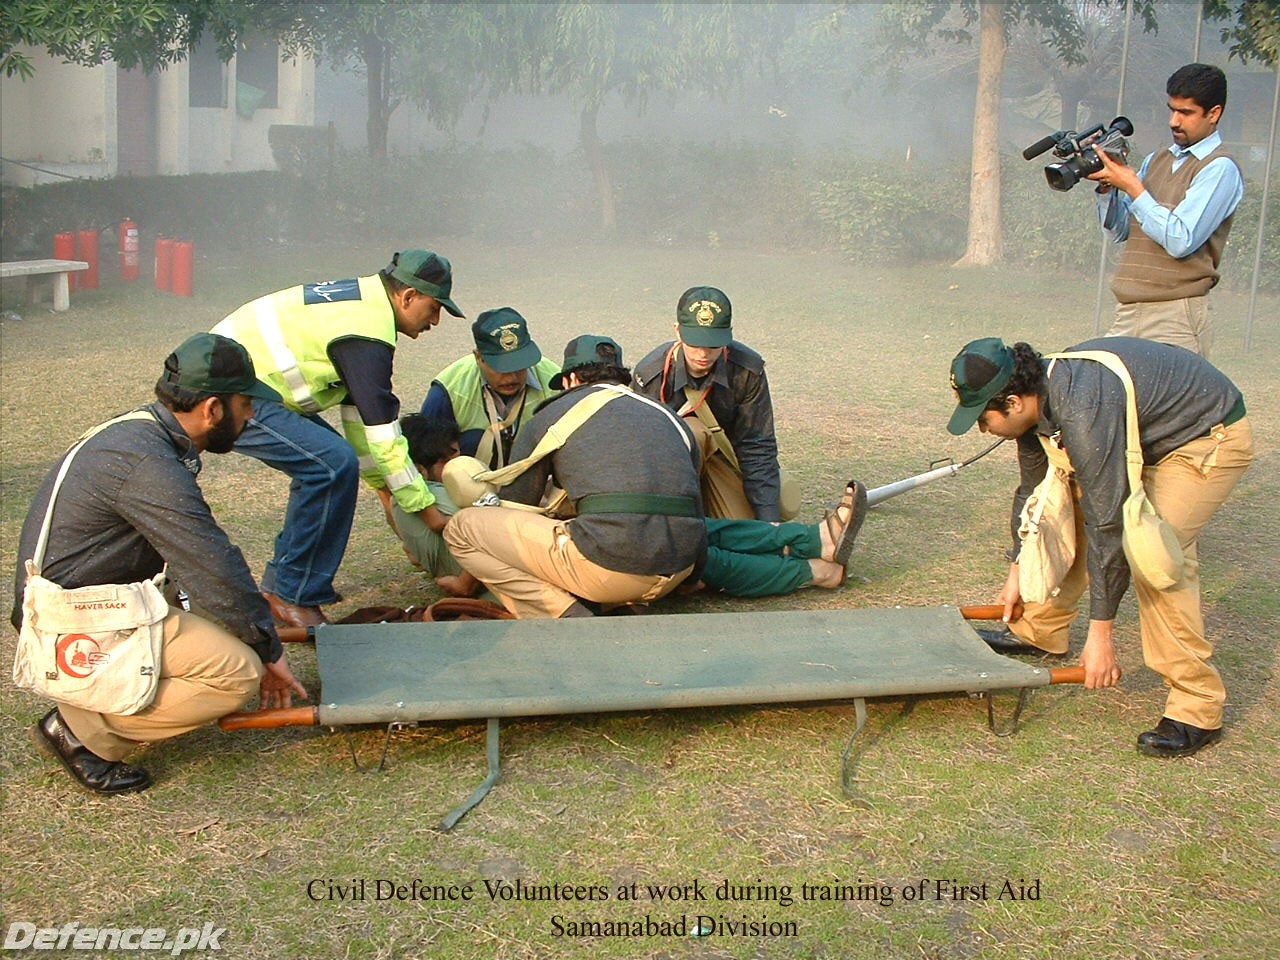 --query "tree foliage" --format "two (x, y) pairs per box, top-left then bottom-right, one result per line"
(524, 2), (794, 233)
(240, 1), (495, 159)
(1204, 0), (1280, 65)
(870, 0), (1158, 266)
(0, 0), (244, 78)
